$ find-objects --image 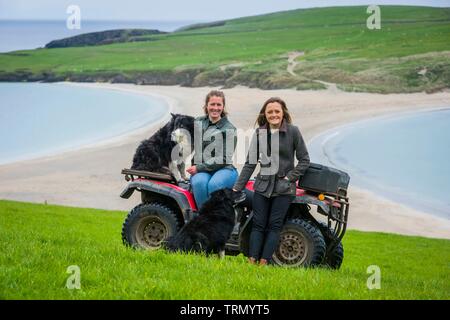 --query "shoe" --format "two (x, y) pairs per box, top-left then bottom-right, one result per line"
(248, 257), (257, 265)
(259, 259), (268, 266)
(231, 190), (246, 205)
